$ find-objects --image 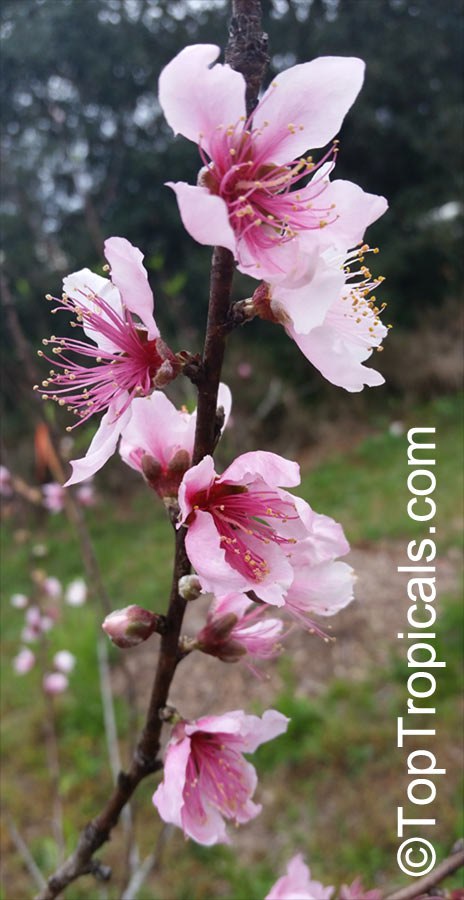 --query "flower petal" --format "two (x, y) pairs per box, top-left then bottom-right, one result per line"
(152, 733), (191, 828)
(158, 44), (246, 155)
(104, 237), (158, 338)
(178, 456), (216, 521)
(239, 709), (290, 753)
(310, 178), (388, 251)
(64, 394), (131, 486)
(62, 268), (123, 353)
(167, 182), (237, 254)
(185, 510), (250, 595)
(269, 255), (346, 335)
(254, 57), (365, 164)
(221, 450), (300, 489)
(289, 321), (385, 391)
(119, 391), (193, 471)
